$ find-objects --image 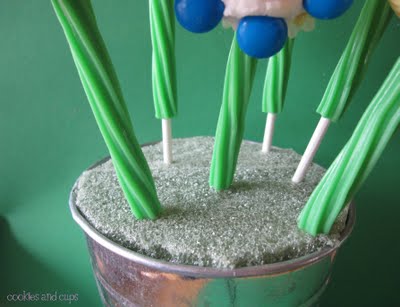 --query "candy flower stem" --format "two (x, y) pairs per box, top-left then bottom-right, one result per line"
(261, 39), (294, 153)
(162, 119), (172, 165)
(262, 113), (277, 153)
(293, 0), (393, 182)
(210, 35), (257, 190)
(292, 117), (331, 183)
(149, 0), (177, 164)
(298, 57), (400, 235)
(52, 0), (162, 219)
(317, 0), (393, 121)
